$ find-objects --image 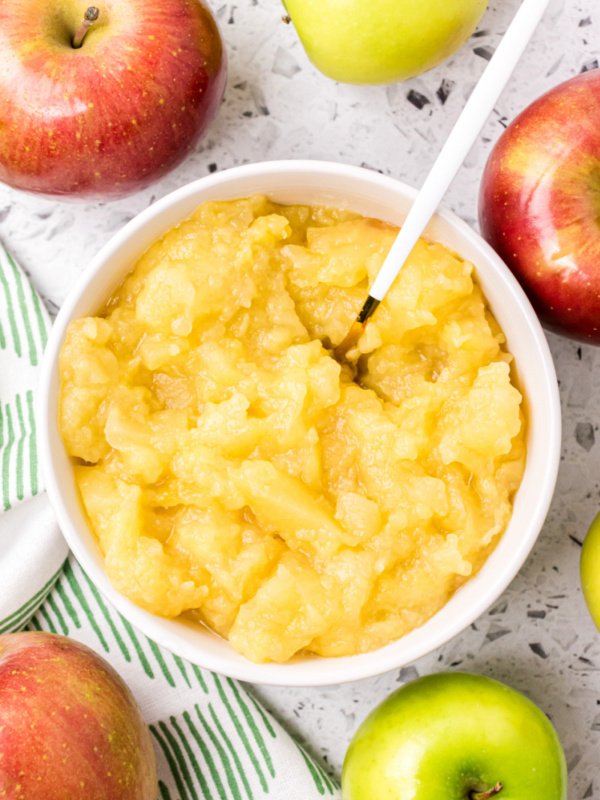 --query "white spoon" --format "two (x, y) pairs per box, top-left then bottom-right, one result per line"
(335, 0), (552, 359)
